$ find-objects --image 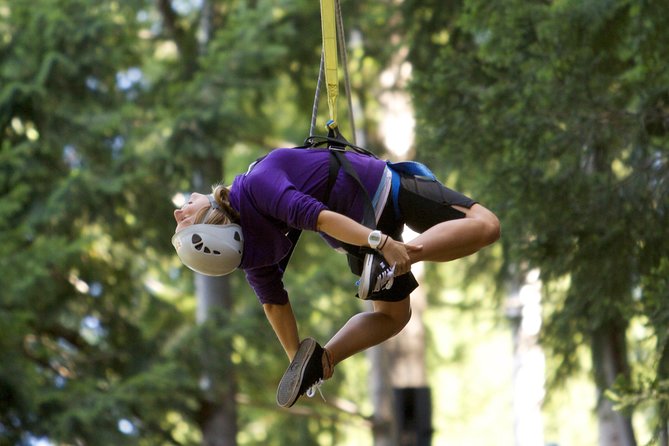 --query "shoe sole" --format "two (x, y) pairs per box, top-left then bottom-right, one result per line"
(357, 254), (374, 300)
(276, 338), (317, 408)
